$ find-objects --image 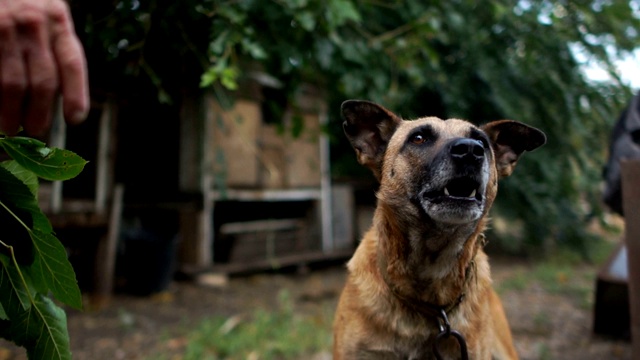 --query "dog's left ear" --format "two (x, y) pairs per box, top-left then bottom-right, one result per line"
(481, 120), (547, 178)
